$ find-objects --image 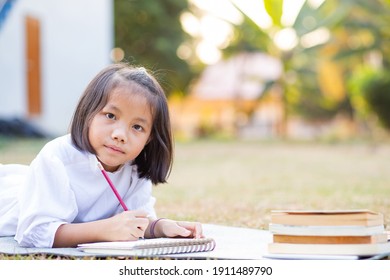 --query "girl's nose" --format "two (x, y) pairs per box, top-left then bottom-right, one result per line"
(111, 125), (128, 143)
